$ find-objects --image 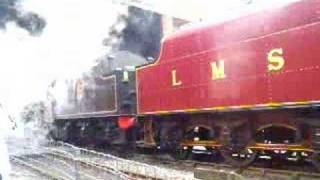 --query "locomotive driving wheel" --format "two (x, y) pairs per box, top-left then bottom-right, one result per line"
(219, 123), (257, 167)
